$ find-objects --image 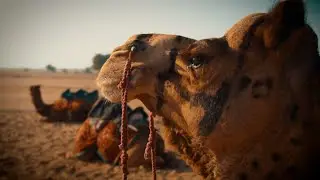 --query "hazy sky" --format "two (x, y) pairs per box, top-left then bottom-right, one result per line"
(0, 0), (319, 69)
